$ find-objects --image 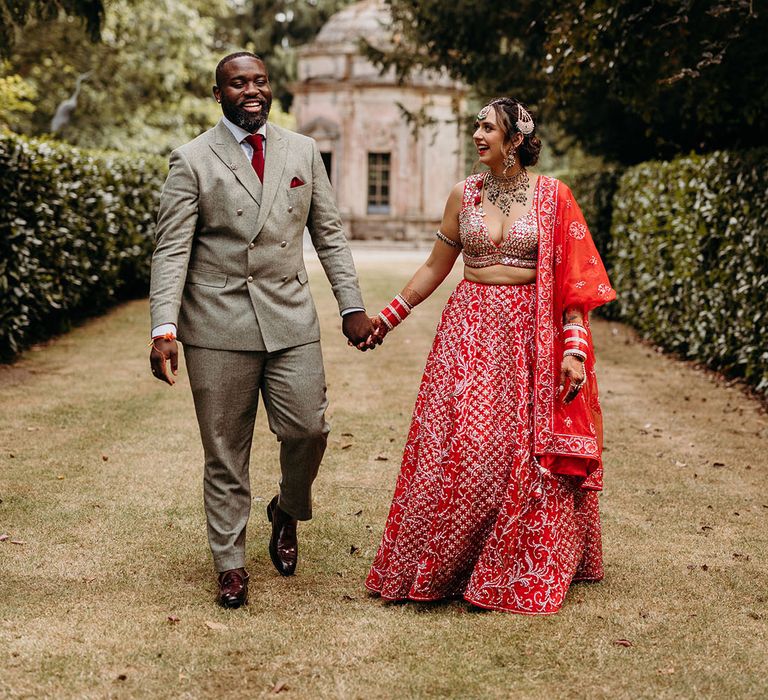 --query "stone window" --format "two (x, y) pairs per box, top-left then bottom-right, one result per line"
(367, 152), (391, 214)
